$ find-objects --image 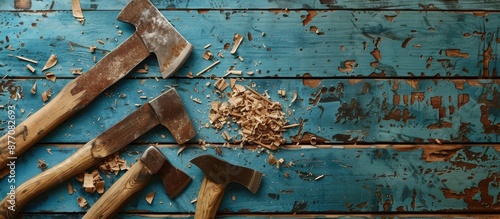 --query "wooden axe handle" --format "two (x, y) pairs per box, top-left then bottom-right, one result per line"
(194, 177), (227, 219)
(83, 160), (154, 219)
(0, 143), (97, 219)
(0, 32), (150, 171)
